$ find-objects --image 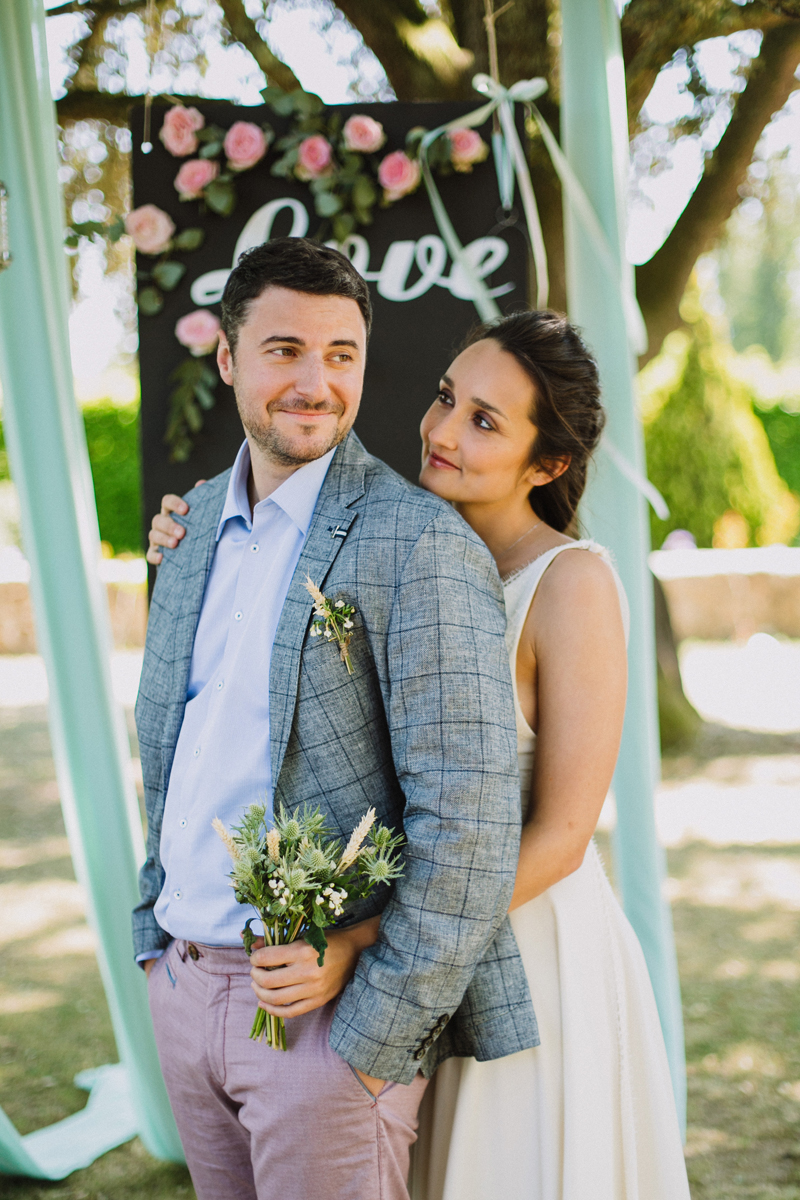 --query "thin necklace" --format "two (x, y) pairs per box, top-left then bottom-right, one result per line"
(502, 519), (542, 555)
